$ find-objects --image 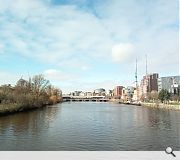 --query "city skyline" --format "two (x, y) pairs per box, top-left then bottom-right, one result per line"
(0, 0), (179, 93)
